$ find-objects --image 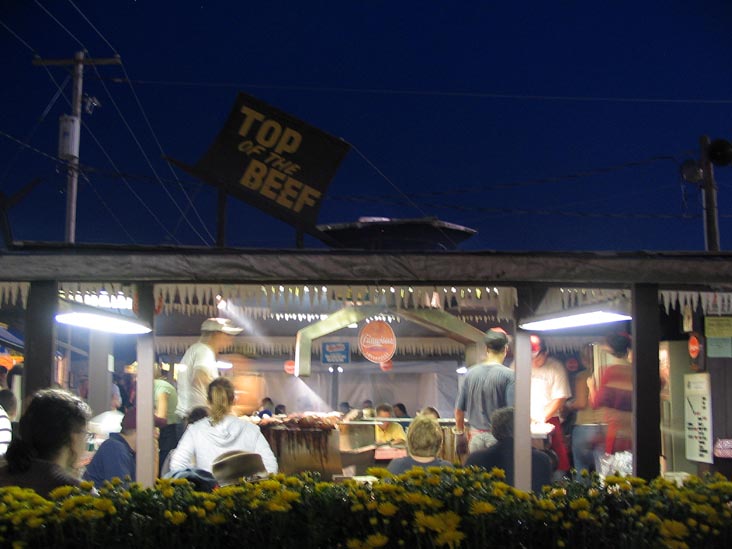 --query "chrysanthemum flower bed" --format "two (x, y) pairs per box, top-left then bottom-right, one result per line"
(1, 467), (732, 548)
